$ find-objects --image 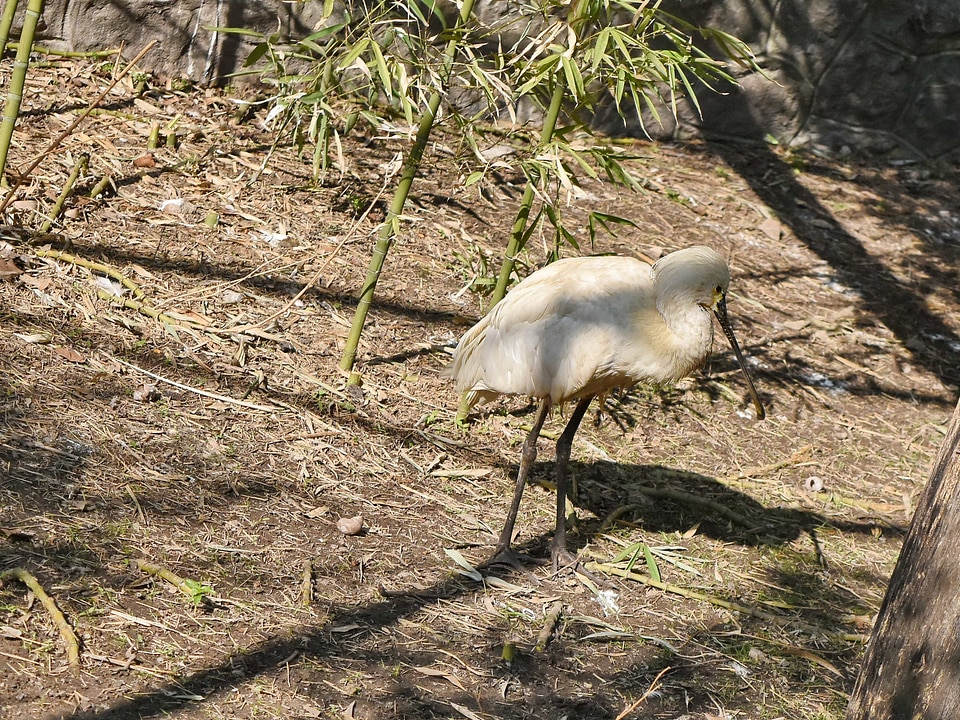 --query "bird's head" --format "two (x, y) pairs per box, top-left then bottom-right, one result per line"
(652, 246), (731, 313)
(652, 246), (765, 420)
